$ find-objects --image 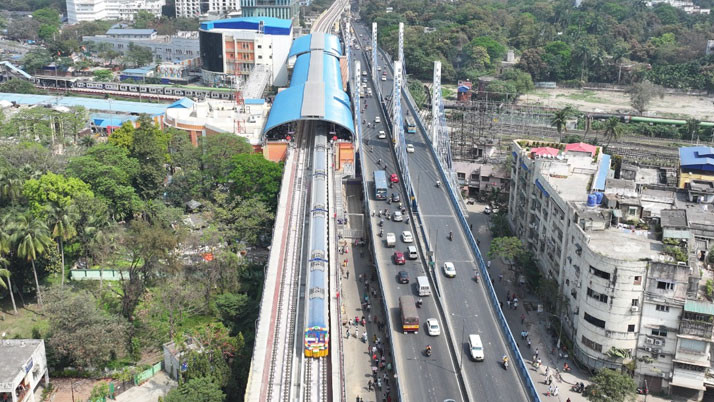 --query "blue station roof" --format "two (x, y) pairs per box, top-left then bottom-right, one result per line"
(289, 33), (342, 58)
(289, 51), (343, 90)
(264, 82), (354, 134)
(680, 146), (714, 172)
(91, 113), (139, 128)
(200, 17), (292, 36)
